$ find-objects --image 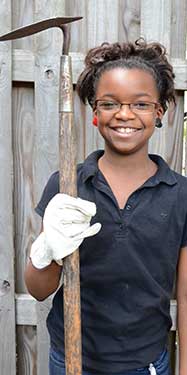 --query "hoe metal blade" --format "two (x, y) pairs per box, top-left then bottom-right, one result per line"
(0, 16), (82, 41)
